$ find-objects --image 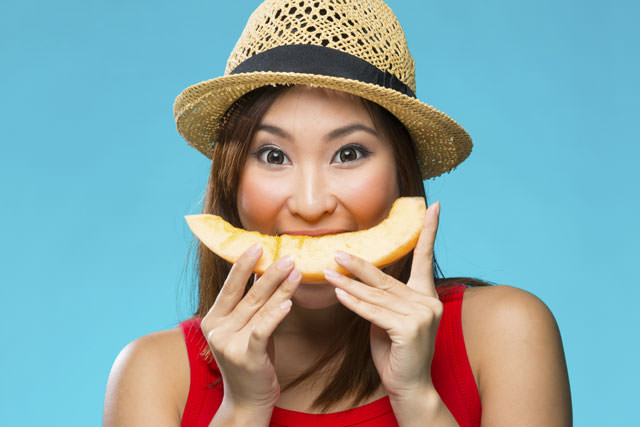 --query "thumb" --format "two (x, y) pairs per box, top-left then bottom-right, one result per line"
(407, 201), (440, 296)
